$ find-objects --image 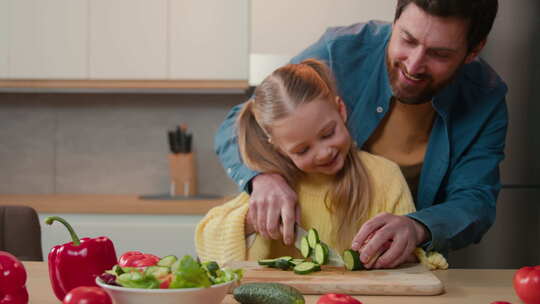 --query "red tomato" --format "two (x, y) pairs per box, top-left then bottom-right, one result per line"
(118, 251), (160, 268)
(63, 286), (112, 304)
(317, 293), (362, 304)
(0, 286), (29, 304)
(514, 266), (540, 304)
